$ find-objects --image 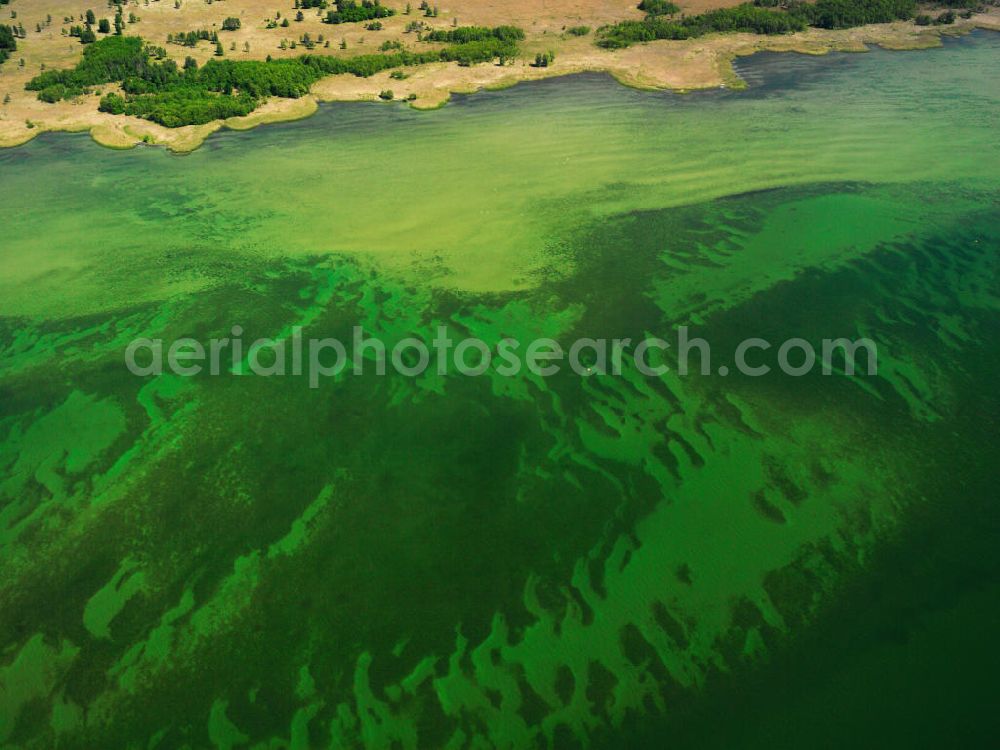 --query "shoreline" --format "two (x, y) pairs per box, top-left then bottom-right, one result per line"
(1, 15), (996, 154)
